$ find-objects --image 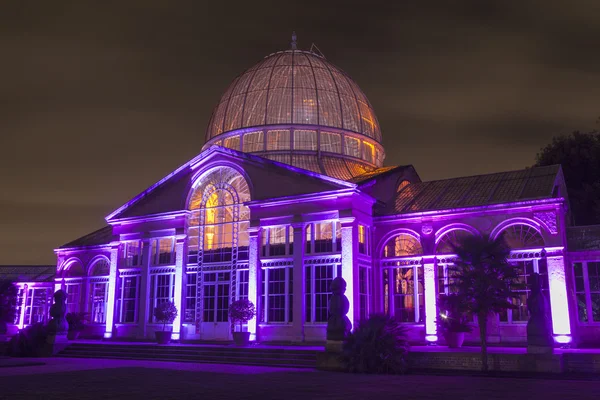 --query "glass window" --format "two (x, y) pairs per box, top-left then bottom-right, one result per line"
(117, 275), (139, 323)
(344, 136), (361, 158)
(358, 225), (368, 255)
(498, 259), (549, 323)
(392, 266), (424, 323)
(266, 130), (290, 150)
(223, 135), (240, 151)
(65, 283), (81, 314)
(243, 131), (264, 152)
(24, 288), (50, 326)
(124, 241), (143, 267)
(363, 141), (375, 164)
(263, 268), (292, 323)
(185, 273), (197, 323)
(150, 238), (174, 265)
(262, 226), (293, 257)
(293, 130), (317, 151)
(90, 282), (108, 324)
(573, 261), (600, 323)
(187, 166), (251, 265)
(382, 234), (423, 257)
(359, 266), (370, 321)
(149, 274), (175, 323)
(321, 132), (342, 153)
